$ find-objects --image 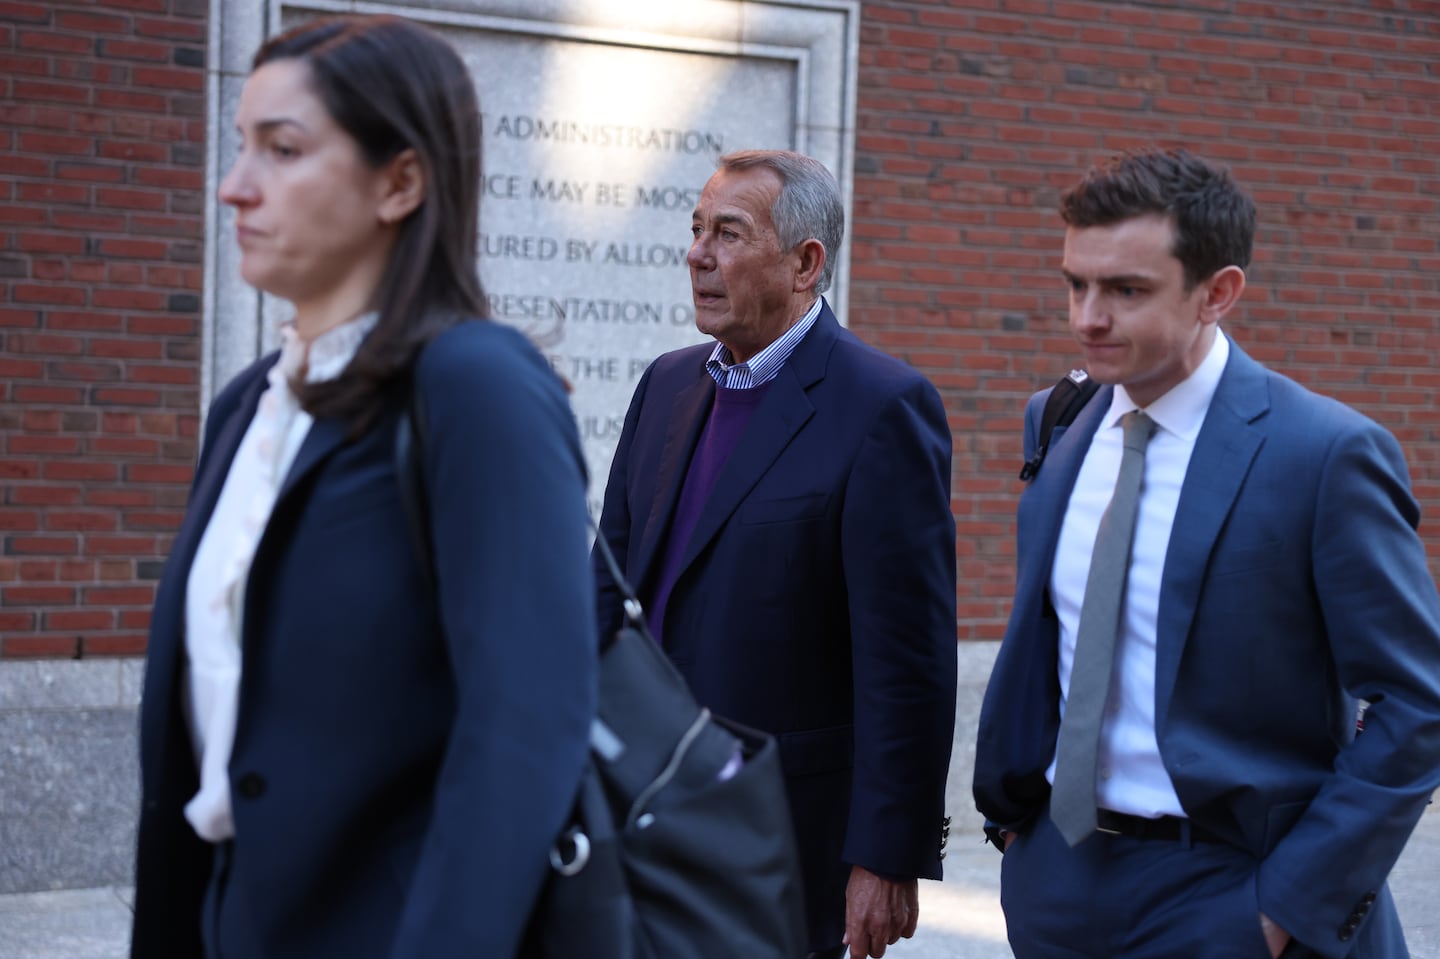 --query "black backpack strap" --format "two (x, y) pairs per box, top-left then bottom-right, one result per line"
(1018, 369), (1100, 481)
